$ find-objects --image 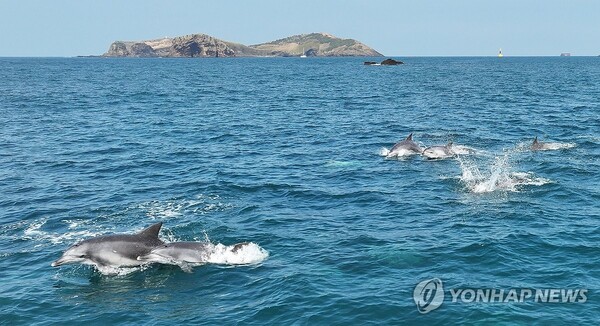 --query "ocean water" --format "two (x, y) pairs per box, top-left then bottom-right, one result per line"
(0, 56), (599, 325)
